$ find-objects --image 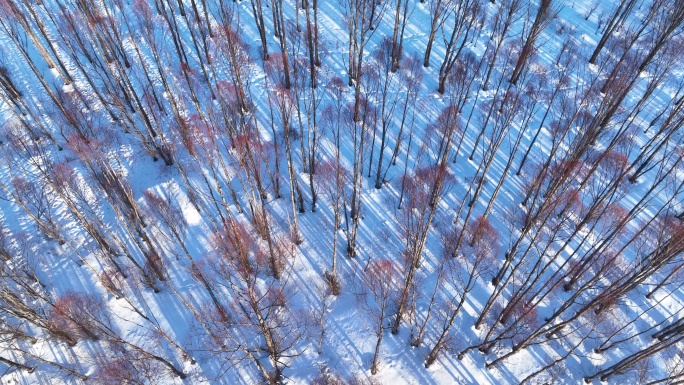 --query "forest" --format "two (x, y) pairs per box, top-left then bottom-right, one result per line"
(0, 0), (683, 383)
